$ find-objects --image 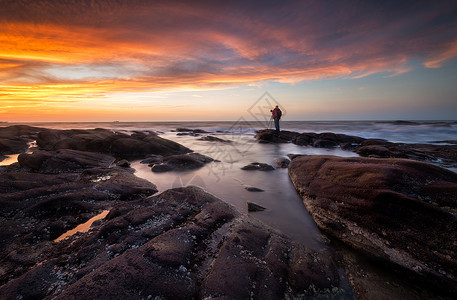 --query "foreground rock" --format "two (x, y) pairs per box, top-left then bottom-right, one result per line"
(0, 166), (158, 289)
(289, 155), (457, 297)
(0, 186), (352, 299)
